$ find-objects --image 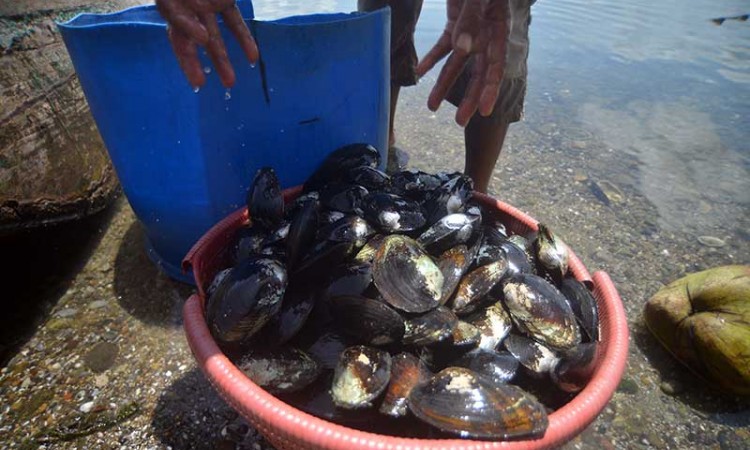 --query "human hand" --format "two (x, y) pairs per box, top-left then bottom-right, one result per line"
(416, 0), (510, 126)
(155, 0), (259, 88)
